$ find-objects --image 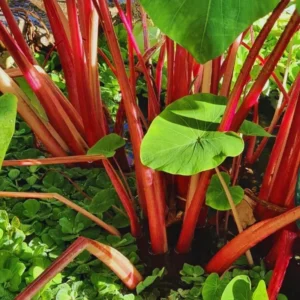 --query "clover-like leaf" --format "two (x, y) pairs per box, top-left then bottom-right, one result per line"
(141, 94), (244, 175)
(202, 273), (230, 300)
(88, 134), (125, 158)
(140, 0), (279, 63)
(206, 172), (244, 211)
